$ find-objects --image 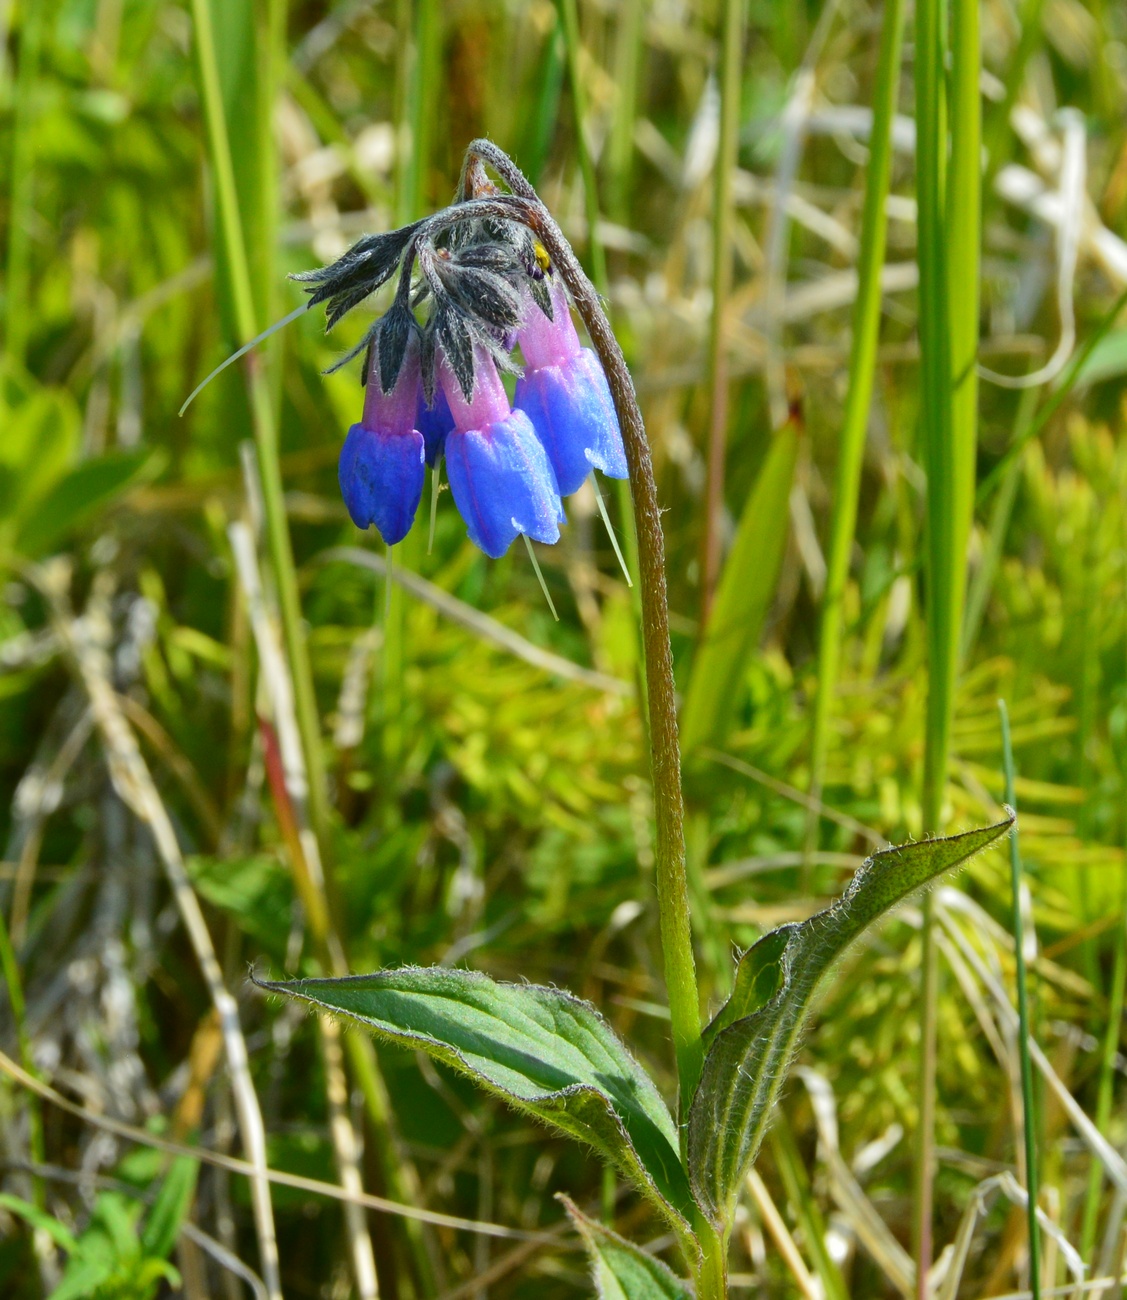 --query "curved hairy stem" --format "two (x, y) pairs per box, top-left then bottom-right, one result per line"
(460, 140), (702, 1115)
